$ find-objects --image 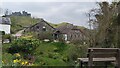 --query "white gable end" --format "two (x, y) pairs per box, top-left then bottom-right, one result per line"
(0, 24), (10, 34)
(0, 17), (11, 34)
